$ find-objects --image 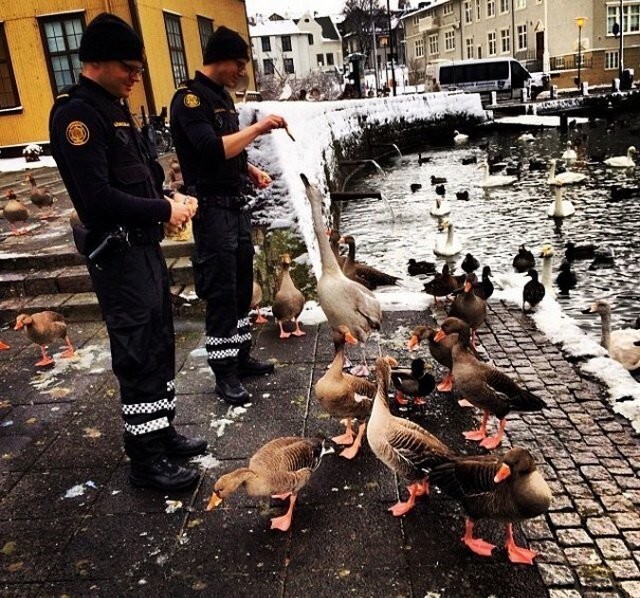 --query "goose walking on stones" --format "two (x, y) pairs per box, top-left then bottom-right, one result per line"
(14, 311), (74, 367)
(272, 254), (306, 339)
